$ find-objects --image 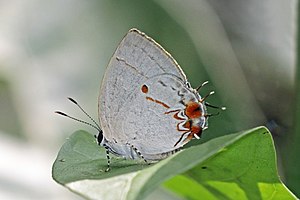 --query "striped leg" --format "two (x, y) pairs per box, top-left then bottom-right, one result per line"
(130, 144), (147, 163)
(103, 144), (111, 172)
